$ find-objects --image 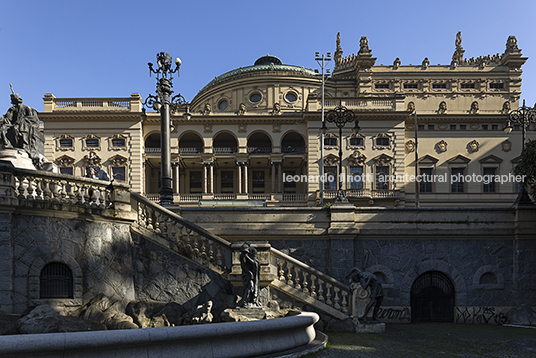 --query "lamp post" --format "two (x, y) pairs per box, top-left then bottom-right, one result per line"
(144, 52), (191, 206)
(504, 99), (536, 146)
(323, 103), (359, 203)
(315, 52), (331, 207)
(503, 99), (536, 308)
(504, 99), (536, 202)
